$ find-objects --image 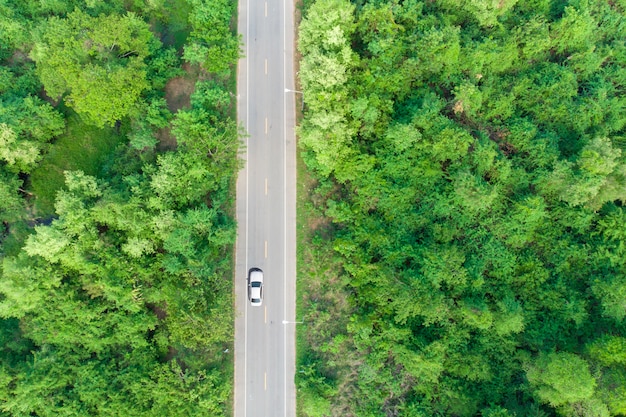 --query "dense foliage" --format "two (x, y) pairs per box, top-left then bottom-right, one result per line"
(297, 0), (626, 416)
(0, 0), (240, 415)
